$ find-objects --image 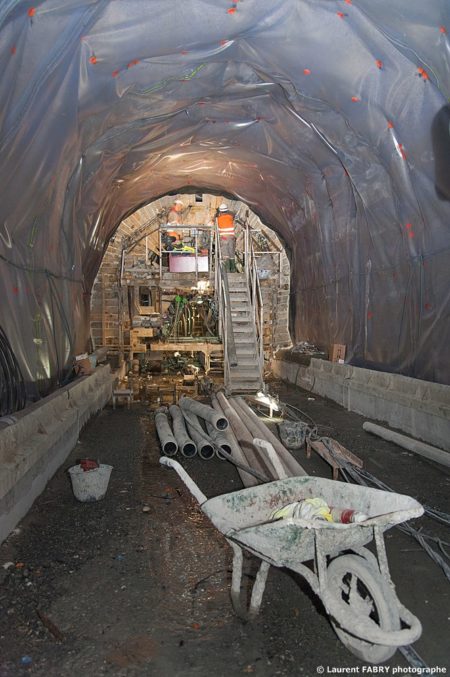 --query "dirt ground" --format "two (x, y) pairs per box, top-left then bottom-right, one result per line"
(0, 378), (449, 676)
